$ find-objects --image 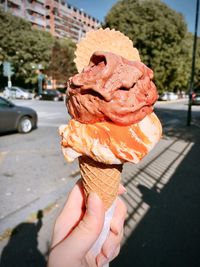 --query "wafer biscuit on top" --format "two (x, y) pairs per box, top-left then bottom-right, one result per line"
(74, 28), (141, 73)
